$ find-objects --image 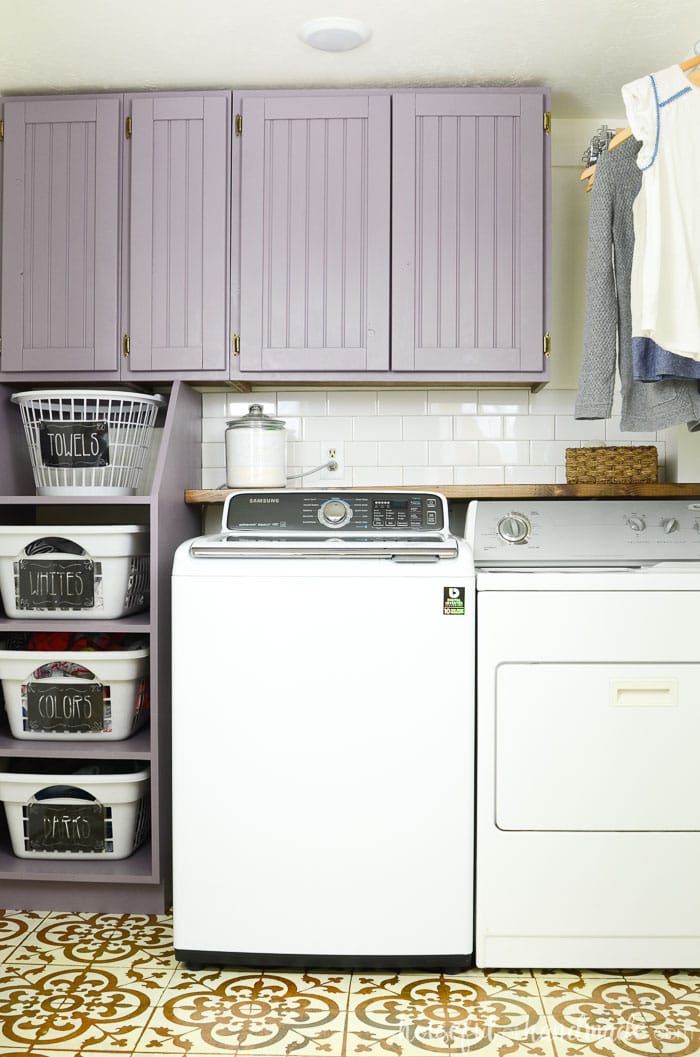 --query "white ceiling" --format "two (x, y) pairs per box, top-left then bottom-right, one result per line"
(1, 0), (698, 119)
